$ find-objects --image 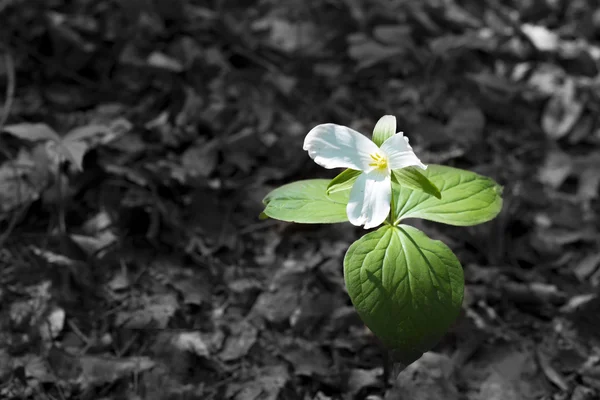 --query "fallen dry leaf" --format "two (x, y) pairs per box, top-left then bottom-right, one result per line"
(542, 78), (584, 140)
